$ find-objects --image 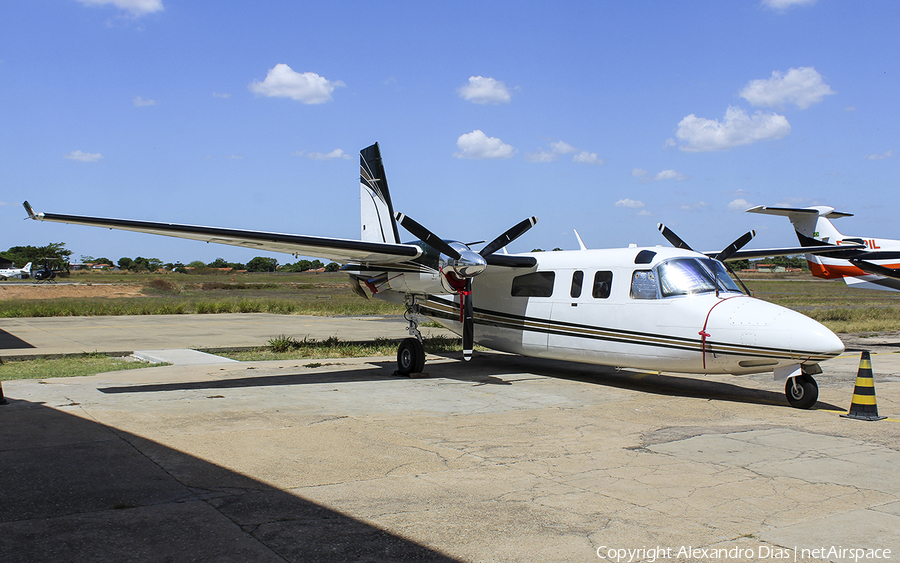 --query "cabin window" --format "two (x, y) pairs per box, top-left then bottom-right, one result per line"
(570, 271), (583, 298)
(511, 271), (556, 297)
(592, 271), (613, 298)
(630, 270), (658, 299)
